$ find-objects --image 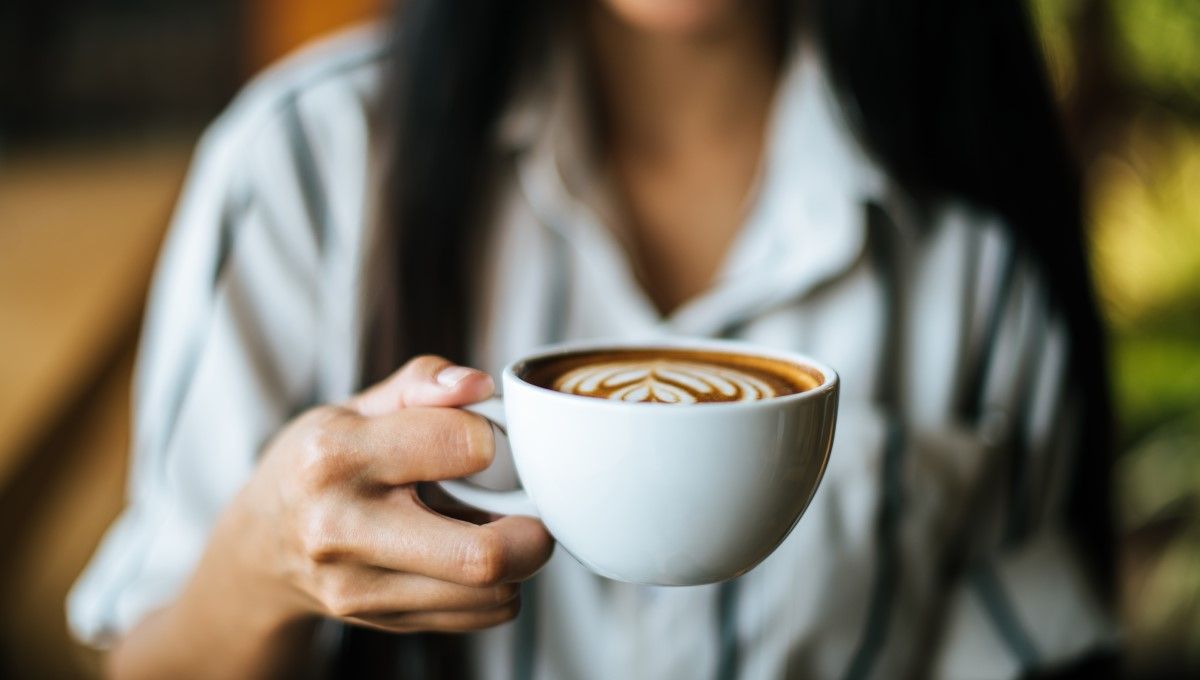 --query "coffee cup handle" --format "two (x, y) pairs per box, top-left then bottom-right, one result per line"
(436, 397), (541, 517)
